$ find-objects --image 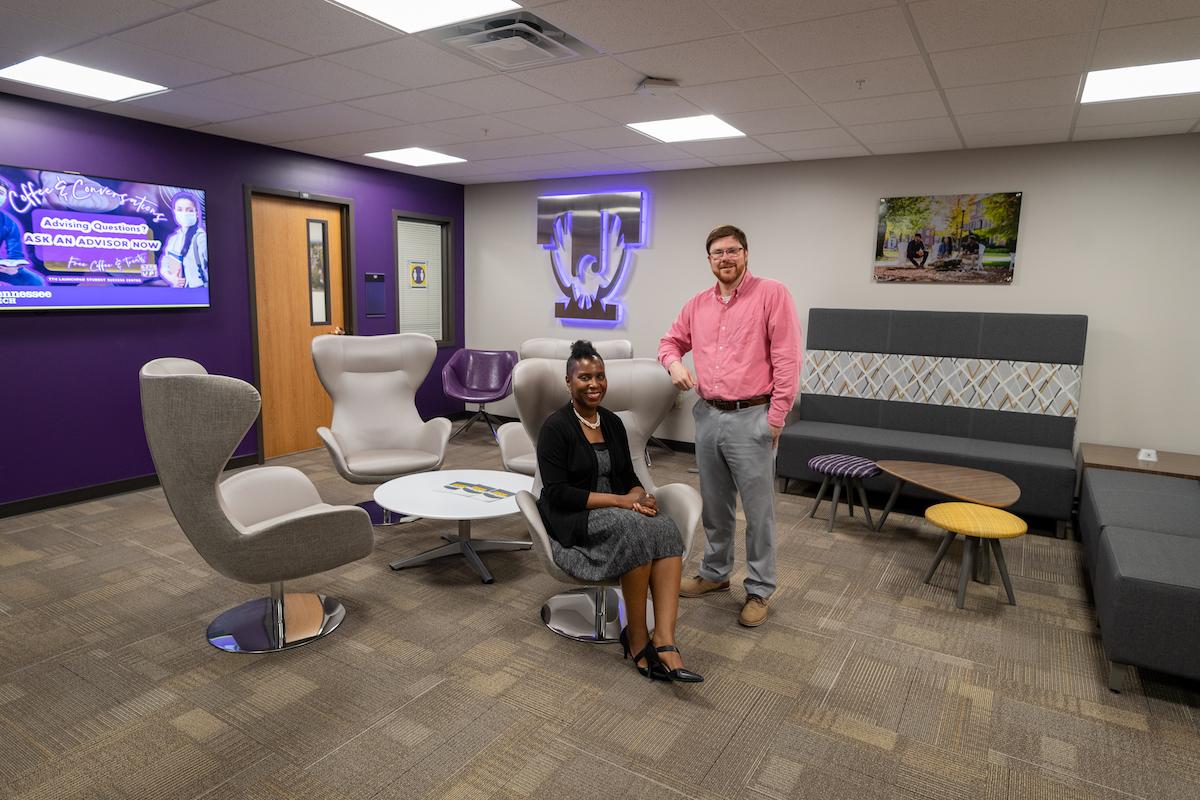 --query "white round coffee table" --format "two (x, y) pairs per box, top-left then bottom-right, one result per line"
(375, 469), (534, 584)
